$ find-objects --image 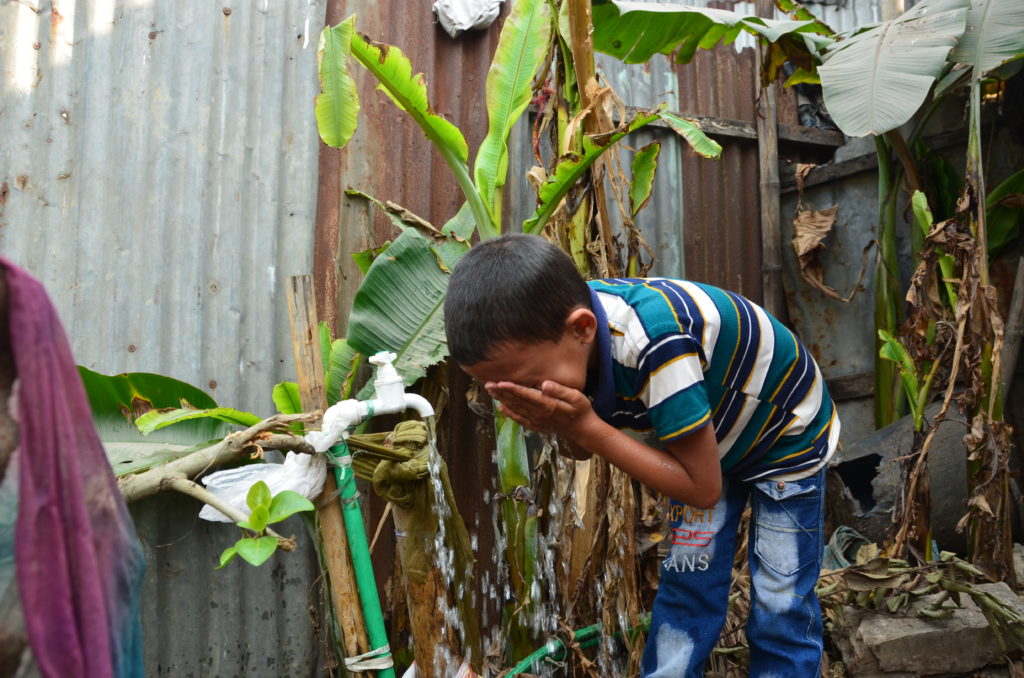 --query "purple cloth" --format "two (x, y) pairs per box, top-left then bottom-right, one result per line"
(5, 258), (144, 678)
